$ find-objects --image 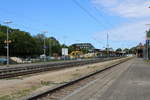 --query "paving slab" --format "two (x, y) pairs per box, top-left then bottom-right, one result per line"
(63, 58), (150, 100)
